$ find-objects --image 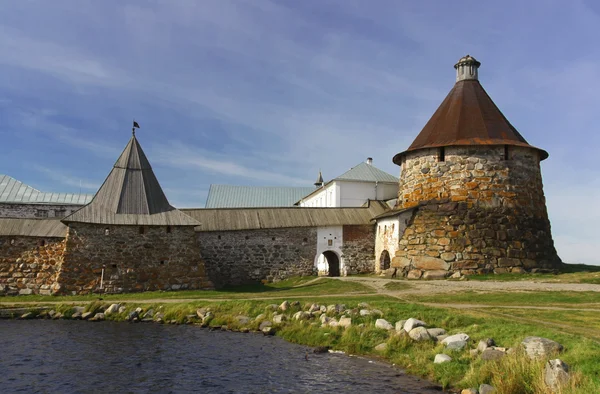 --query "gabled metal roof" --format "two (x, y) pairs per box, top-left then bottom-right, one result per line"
(183, 200), (390, 231)
(0, 218), (68, 237)
(335, 162), (398, 183)
(205, 185), (315, 208)
(63, 134), (199, 226)
(0, 174), (93, 205)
